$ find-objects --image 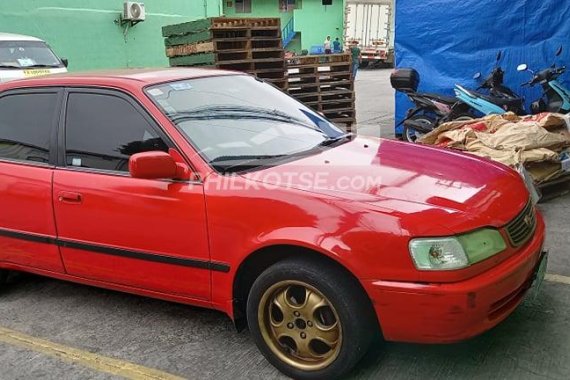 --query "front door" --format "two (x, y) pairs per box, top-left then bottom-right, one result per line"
(53, 89), (211, 300)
